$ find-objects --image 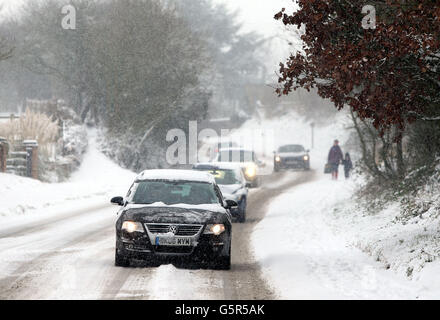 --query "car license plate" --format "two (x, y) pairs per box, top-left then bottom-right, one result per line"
(155, 236), (192, 246)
